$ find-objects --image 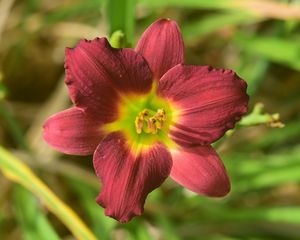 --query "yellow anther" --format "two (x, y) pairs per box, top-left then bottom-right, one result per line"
(135, 118), (143, 134)
(135, 108), (166, 134)
(150, 117), (158, 134)
(155, 109), (166, 121)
